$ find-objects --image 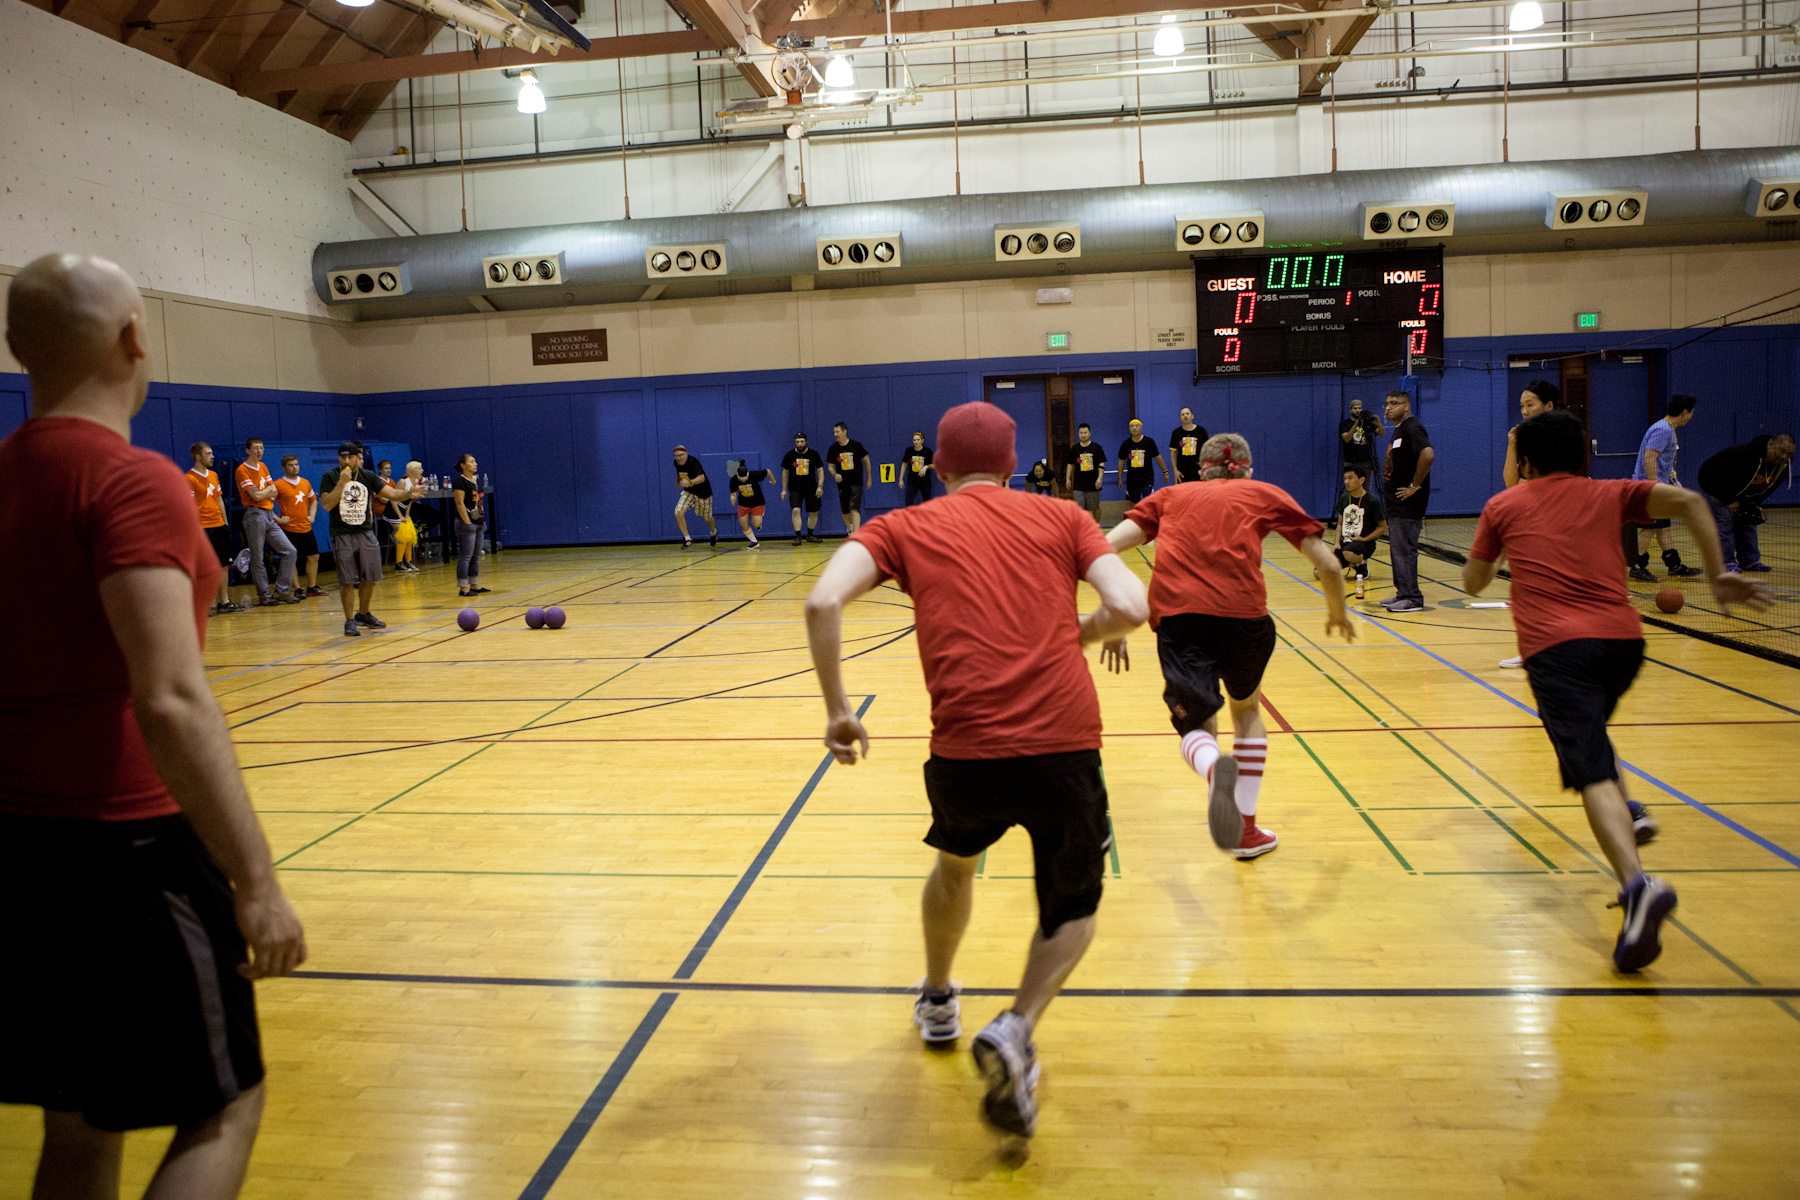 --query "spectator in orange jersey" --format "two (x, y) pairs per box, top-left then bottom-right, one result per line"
(275, 455), (325, 597)
(234, 437), (299, 606)
(187, 441), (243, 615)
